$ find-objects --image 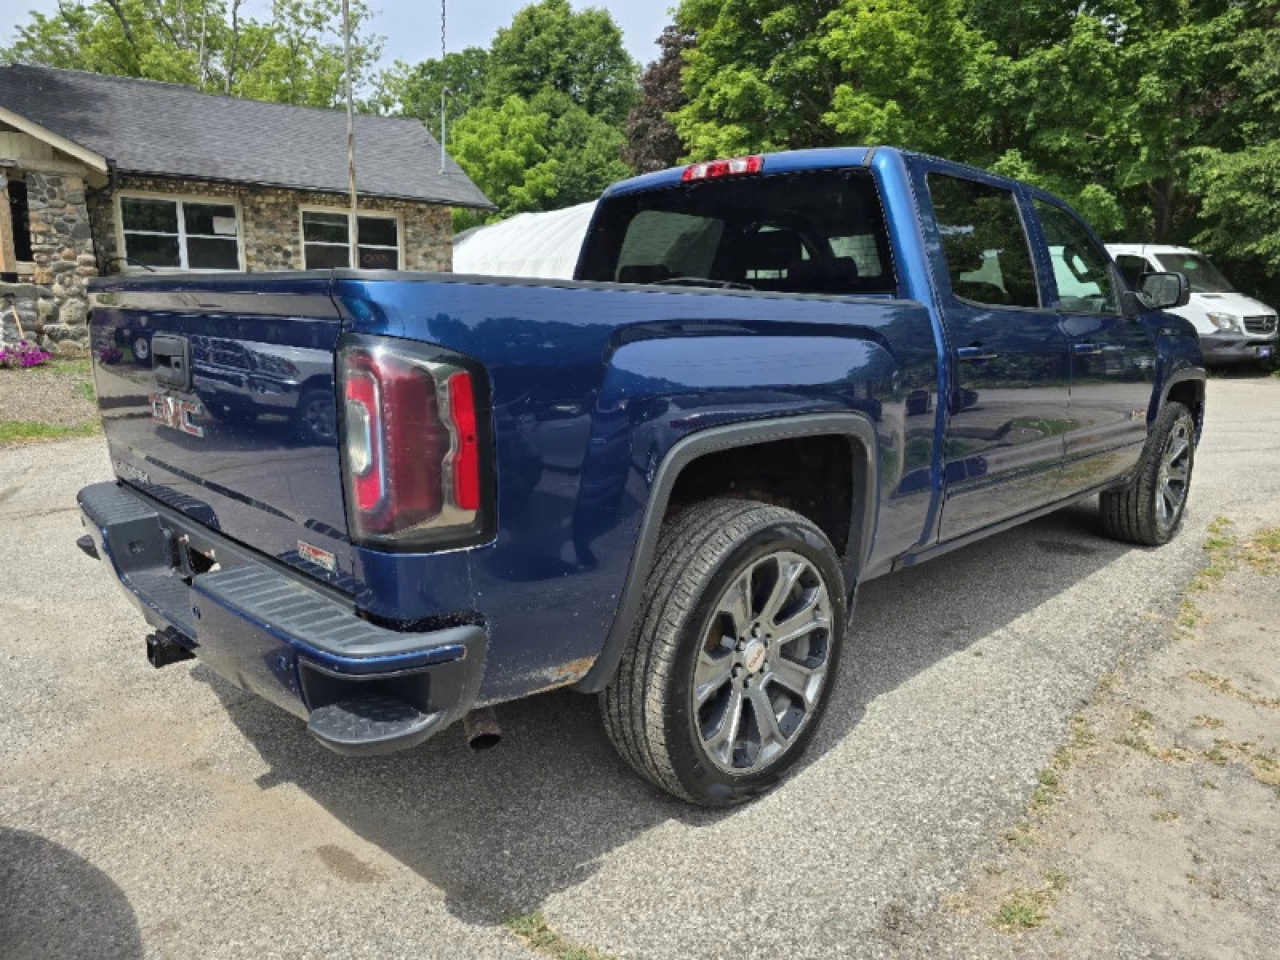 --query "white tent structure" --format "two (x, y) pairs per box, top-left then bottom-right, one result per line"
(452, 201), (598, 279)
